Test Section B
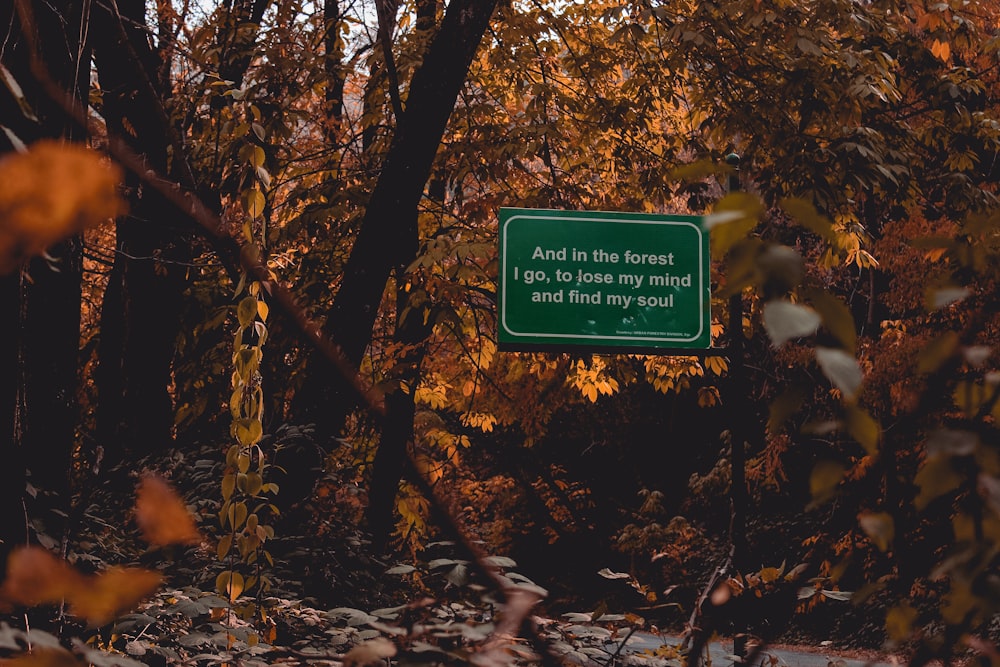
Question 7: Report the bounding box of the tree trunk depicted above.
[92,0,192,463]
[365,278,432,551]
[293,0,499,440]
[0,270,23,572]
[0,0,90,565]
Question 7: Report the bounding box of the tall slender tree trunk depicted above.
[293,0,498,550]
[92,0,191,464]
[293,0,499,443]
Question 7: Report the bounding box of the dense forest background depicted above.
[1,0,1000,665]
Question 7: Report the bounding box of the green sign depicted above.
[498,207,711,351]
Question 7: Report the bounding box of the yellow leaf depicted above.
[698,386,718,407]
[759,567,781,584]
[810,460,845,504]
[915,457,962,510]
[706,192,762,259]
[217,534,233,560]
[917,332,959,373]
[237,296,258,327]
[704,356,728,375]
[135,474,202,547]
[216,571,245,601]
[251,146,265,168]
[244,188,265,219]
[886,604,917,641]
[846,405,880,455]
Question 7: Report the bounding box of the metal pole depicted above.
[724,152,749,663]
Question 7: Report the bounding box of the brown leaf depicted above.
[135,474,202,546]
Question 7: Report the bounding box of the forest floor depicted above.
[15,443,971,667]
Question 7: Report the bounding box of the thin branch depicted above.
[374,0,404,126]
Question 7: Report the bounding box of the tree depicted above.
[292,0,501,546]
[1,0,94,559]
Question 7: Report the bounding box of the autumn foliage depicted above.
[2,0,1000,665]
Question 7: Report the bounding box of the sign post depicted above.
[498,208,711,353]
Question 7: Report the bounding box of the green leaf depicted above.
[229,502,248,530]
[816,347,863,400]
[762,300,821,348]
[886,604,918,642]
[668,158,726,181]
[917,332,959,373]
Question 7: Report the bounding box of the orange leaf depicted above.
[135,474,203,546]
[0,546,83,607]
[69,567,163,626]
[1,648,83,667]
[0,546,162,626]
[0,140,123,273]
[930,39,951,62]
